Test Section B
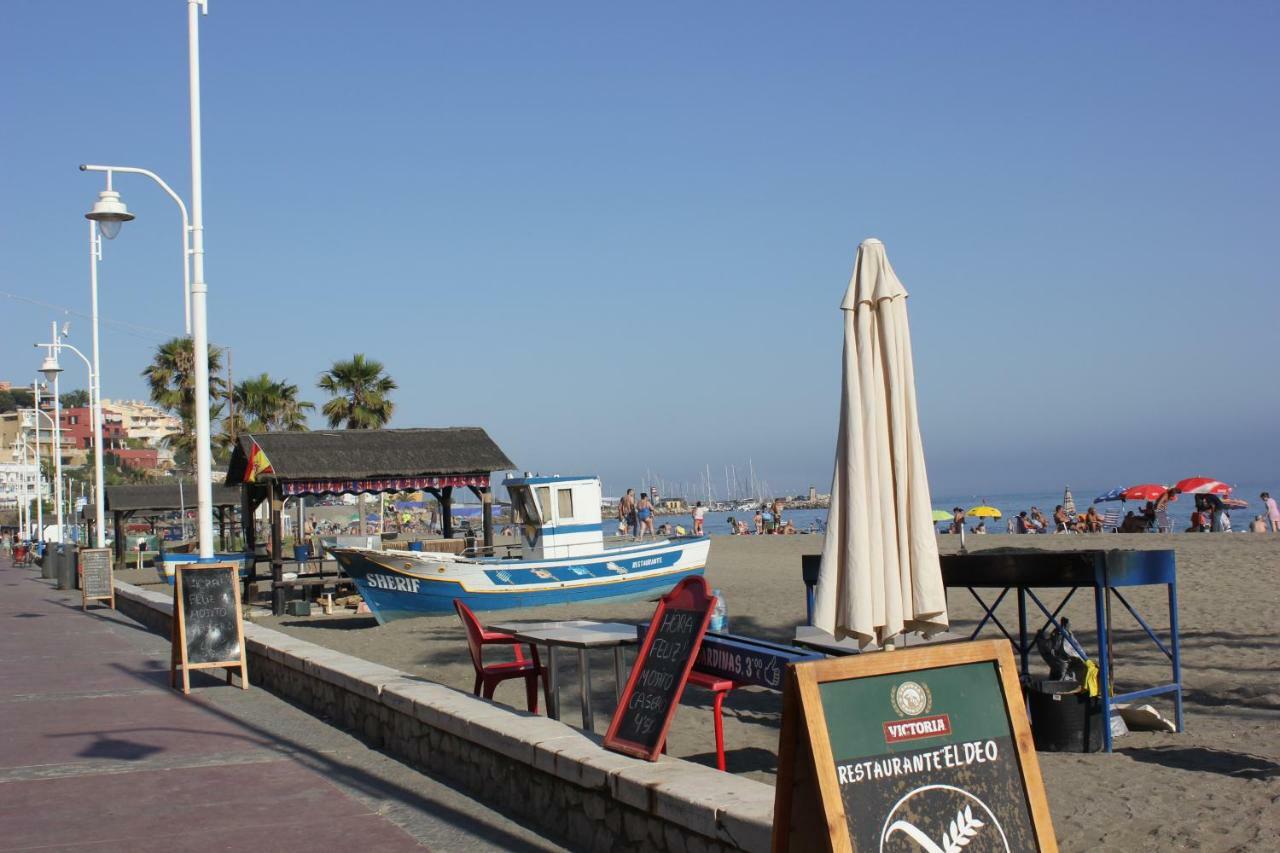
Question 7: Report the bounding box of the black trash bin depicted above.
[40,544,55,580]
[56,546,77,591]
[1026,680,1104,753]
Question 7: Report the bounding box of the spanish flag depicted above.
[244,440,273,483]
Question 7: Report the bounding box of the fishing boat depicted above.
[330,474,710,623]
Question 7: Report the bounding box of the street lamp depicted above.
[38,331,105,548]
[75,0,215,561]
[34,324,64,544]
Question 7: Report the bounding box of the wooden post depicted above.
[481,486,494,550]
[112,510,126,567]
[241,485,256,599]
[270,482,285,616]
[441,486,454,539]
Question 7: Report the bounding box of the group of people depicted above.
[616,489,659,539]
[727,498,800,535]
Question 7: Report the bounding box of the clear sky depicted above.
[2,2,1277,498]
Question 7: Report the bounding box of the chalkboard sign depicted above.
[604,576,716,761]
[773,640,1056,853]
[79,547,114,611]
[171,562,249,694]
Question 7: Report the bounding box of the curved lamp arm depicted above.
[80,163,193,334]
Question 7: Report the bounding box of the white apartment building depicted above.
[101,399,182,447]
[0,461,47,509]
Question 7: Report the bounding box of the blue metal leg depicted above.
[1094,584,1113,751]
[1168,580,1184,733]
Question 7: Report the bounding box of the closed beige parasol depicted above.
[813,238,949,647]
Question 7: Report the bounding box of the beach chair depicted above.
[1101,509,1122,532]
[453,599,549,713]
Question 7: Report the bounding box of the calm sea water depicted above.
[652,481,1275,535]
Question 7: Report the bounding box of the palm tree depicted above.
[318,354,396,429]
[319,354,396,534]
[143,337,225,467]
[232,373,314,433]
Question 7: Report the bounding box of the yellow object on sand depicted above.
[675,525,687,536]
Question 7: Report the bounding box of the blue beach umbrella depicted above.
[1094,487,1126,503]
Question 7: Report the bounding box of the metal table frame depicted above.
[941,548,1183,751]
[490,620,635,731]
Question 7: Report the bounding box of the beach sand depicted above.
[120,533,1280,850]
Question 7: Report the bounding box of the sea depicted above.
[651,481,1276,536]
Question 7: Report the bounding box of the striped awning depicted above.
[281,474,489,497]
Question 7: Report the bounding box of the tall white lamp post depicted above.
[36,331,104,548]
[30,382,45,540]
[36,327,64,544]
[81,0,214,559]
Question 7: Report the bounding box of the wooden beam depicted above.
[441,486,454,539]
[481,486,494,549]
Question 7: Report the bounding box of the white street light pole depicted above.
[86,224,108,547]
[38,323,65,544]
[188,0,214,559]
[38,335,102,547]
[31,382,44,539]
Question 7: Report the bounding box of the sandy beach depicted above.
[119,532,1279,850]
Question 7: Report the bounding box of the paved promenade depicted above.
[0,560,565,852]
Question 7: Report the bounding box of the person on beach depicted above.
[1053,505,1070,532]
[951,507,965,535]
[619,489,637,538]
[692,501,706,536]
[1029,506,1048,532]
[974,521,987,534]
[1262,492,1280,532]
[1084,506,1104,533]
[1250,514,1268,533]
[762,504,775,534]
[1016,511,1032,534]
[772,498,785,531]
[753,508,763,534]
[637,492,655,538]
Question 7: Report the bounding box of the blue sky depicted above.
[3,2,1277,497]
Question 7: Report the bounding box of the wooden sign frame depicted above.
[604,576,717,761]
[171,562,249,695]
[773,639,1056,853]
[78,547,115,611]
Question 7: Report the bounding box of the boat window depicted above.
[537,487,552,521]
[509,485,541,524]
[557,488,574,520]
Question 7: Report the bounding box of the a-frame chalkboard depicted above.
[171,562,249,694]
[773,639,1056,853]
[604,576,716,761]
[79,547,115,611]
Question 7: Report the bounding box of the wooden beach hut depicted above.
[224,428,515,615]
[99,483,243,566]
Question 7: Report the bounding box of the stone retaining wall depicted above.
[112,581,774,852]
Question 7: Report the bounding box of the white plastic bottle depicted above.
[711,589,728,633]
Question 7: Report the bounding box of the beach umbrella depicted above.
[814,238,949,647]
[1123,483,1168,502]
[931,509,952,522]
[1174,476,1231,496]
[1094,487,1126,504]
[967,505,1003,519]
[1063,487,1077,517]
[1222,497,1248,510]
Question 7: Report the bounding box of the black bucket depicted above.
[1026,681,1104,753]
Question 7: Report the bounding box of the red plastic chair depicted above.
[453,599,549,713]
[687,671,736,771]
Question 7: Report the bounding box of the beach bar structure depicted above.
[225,428,514,615]
[98,483,243,566]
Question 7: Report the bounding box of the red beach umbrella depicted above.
[1122,484,1168,502]
[1174,477,1232,496]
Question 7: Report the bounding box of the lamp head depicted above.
[39,354,62,383]
[84,189,134,239]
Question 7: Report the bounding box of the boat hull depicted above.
[330,537,710,623]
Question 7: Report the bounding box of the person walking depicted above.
[619,489,637,539]
[753,508,763,535]
[1262,492,1280,532]
[637,492,655,539]
[692,501,706,536]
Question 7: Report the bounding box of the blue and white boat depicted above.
[330,474,710,623]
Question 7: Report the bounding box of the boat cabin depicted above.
[505,474,604,559]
